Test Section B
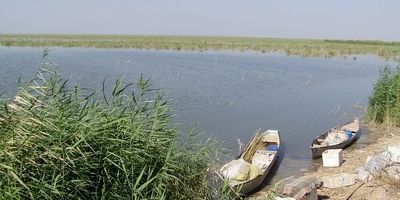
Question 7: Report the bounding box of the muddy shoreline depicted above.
[250,124,400,199]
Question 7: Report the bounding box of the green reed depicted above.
[367,65,400,125]
[1,34,400,60]
[0,49,232,199]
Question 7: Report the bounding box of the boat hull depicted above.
[227,130,281,195]
[310,119,359,159]
[232,152,278,194]
[311,135,357,158]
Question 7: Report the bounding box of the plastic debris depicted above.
[321,173,356,188]
[275,176,321,200]
[384,163,400,180]
[220,159,250,180]
[356,166,373,182]
[385,144,400,162]
[322,149,343,167]
[364,154,391,176]
[220,158,262,181]
[356,144,400,181]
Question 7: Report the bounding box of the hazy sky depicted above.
[2,0,400,41]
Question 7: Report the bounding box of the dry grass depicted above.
[240,130,262,162]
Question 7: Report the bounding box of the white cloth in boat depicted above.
[321,130,350,146]
[220,159,262,181]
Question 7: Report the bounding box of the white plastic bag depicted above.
[365,154,391,176]
[385,145,400,162]
[220,159,250,181]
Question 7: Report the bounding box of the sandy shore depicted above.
[249,124,400,200]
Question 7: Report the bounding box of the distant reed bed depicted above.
[1,34,400,60]
[0,50,232,199]
[367,65,400,126]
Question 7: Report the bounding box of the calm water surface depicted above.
[0,47,397,180]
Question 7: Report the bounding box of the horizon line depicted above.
[1,33,399,43]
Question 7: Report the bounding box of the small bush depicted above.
[367,65,400,125]
[0,50,228,199]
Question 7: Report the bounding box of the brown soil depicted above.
[249,124,400,200]
[306,125,400,200]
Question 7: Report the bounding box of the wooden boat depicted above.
[310,118,360,159]
[219,130,280,195]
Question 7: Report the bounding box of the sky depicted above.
[1,0,400,41]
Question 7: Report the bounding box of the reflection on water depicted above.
[0,47,397,180]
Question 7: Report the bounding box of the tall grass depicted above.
[367,66,400,125]
[1,34,400,60]
[0,50,231,199]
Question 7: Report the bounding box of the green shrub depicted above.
[0,50,229,199]
[367,65,400,125]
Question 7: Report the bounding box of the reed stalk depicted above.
[367,65,400,126]
[0,50,229,199]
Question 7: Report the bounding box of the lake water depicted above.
[0,46,397,180]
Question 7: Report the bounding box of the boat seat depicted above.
[255,150,277,155]
[264,150,277,154]
[262,135,279,143]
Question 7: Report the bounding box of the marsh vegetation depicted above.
[367,65,400,126]
[1,34,400,60]
[0,50,232,199]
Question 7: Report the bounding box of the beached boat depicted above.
[219,130,280,195]
[310,118,360,159]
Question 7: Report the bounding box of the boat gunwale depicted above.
[310,119,359,158]
[230,130,281,193]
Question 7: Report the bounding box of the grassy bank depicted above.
[0,50,229,199]
[1,34,400,60]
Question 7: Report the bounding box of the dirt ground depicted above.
[307,125,400,200]
[249,124,400,200]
